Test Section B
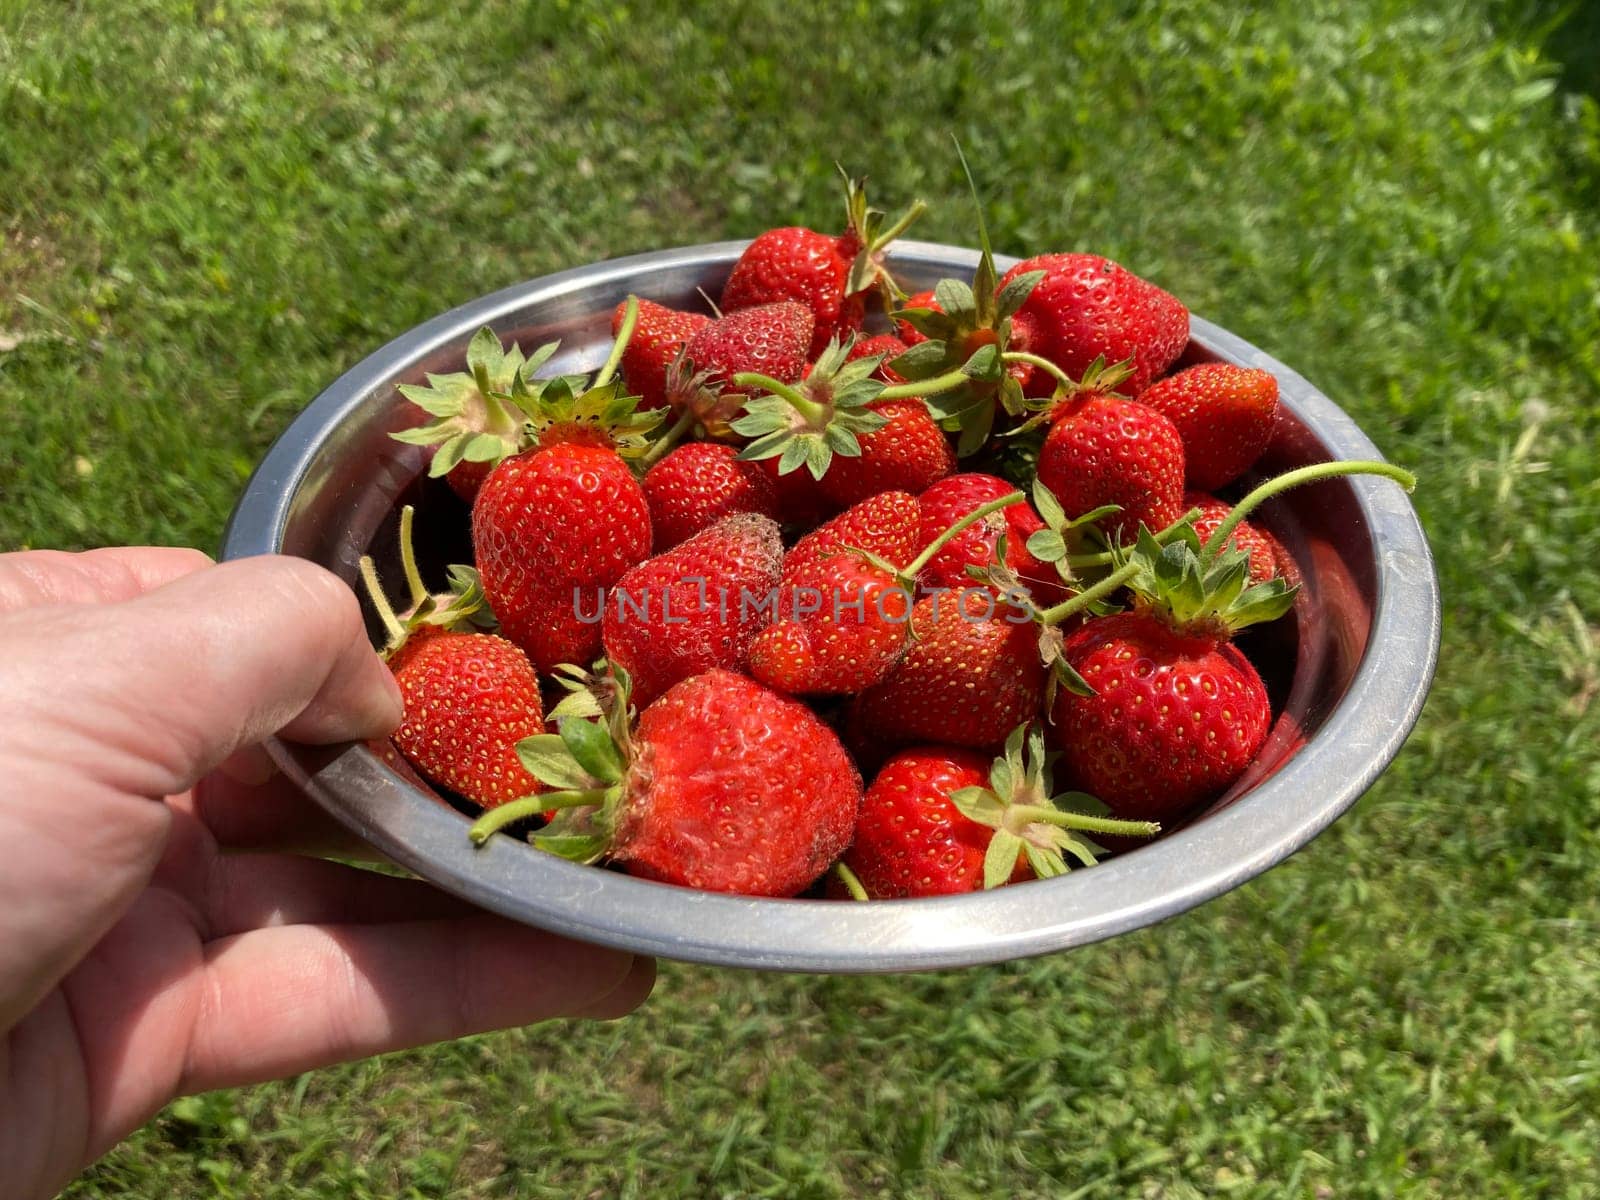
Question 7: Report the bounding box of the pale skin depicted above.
[0,549,655,1200]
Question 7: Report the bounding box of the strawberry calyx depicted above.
[1009,355,1137,435]
[389,326,558,479]
[884,147,1045,456]
[359,505,494,661]
[729,336,891,480]
[838,169,928,303]
[948,723,1159,886]
[1117,523,1298,642]
[467,663,639,859]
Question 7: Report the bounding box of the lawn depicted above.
[4,0,1600,1195]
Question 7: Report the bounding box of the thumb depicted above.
[0,555,402,1031]
[0,554,403,802]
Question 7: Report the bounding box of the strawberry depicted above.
[642,441,780,550]
[472,335,661,675]
[729,336,953,509]
[1184,491,1282,586]
[998,253,1188,396]
[472,668,862,898]
[673,301,814,436]
[1052,611,1271,821]
[748,486,1025,695]
[360,508,544,811]
[847,589,1046,749]
[841,726,1158,898]
[389,326,553,503]
[614,297,710,412]
[845,333,910,383]
[817,399,954,509]
[748,486,1024,694]
[1140,362,1279,491]
[915,473,1058,602]
[747,491,922,695]
[390,632,546,810]
[601,513,783,706]
[1045,518,1301,820]
[1031,359,1187,544]
[721,173,924,357]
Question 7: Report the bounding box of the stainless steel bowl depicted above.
[221,240,1439,973]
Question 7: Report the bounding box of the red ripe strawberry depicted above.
[391,632,546,809]
[776,486,923,583]
[1043,513,1307,820]
[1140,363,1279,491]
[816,399,954,509]
[476,443,651,674]
[1184,492,1282,586]
[848,589,1046,749]
[614,297,710,412]
[842,727,1159,898]
[751,486,1026,697]
[722,175,924,357]
[475,669,862,898]
[360,507,543,811]
[602,513,783,706]
[999,253,1189,396]
[472,354,660,674]
[1034,361,1187,543]
[915,473,1058,602]
[642,441,780,550]
[728,338,951,509]
[1050,612,1271,821]
[846,333,910,383]
[845,747,1003,896]
[748,491,923,695]
[675,301,813,435]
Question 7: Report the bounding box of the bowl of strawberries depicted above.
[222,181,1438,972]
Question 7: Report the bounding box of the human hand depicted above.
[0,549,654,1200]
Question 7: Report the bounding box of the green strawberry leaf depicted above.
[949,785,1006,829]
[996,270,1045,320]
[886,342,950,382]
[557,716,624,785]
[515,734,593,791]
[982,829,1025,890]
[1027,528,1067,563]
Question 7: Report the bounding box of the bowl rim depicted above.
[222,238,1440,973]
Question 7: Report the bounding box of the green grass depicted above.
[4,0,1600,1195]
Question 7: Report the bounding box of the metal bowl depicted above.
[221,240,1439,973]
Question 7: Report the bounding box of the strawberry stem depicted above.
[1200,460,1417,568]
[731,372,831,426]
[1037,560,1142,626]
[593,295,638,389]
[467,787,609,846]
[901,491,1024,579]
[398,505,427,612]
[1063,507,1204,568]
[1009,804,1160,837]
[1002,351,1074,390]
[833,861,869,902]
[358,555,407,657]
[870,198,928,255]
[639,406,697,468]
[875,368,973,402]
